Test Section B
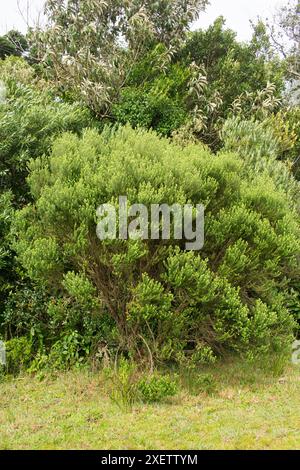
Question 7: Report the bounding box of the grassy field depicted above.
[0,361,299,450]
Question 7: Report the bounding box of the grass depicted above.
[0,361,299,450]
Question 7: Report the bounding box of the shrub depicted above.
[0,56,40,89]
[0,191,15,319]
[106,357,140,411]
[12,126,299,364]
[2,275,115,372]
[267,108,300,181]
[222,117,300,208]
[5,336,34,375]
[106,358,177,409]
[194,373,217,396]
[28,331,89,373]
[2,282,112,370]
[222,117,300,329]
[0,365,5,383]
[2,284,50,338]
[137,374,178,403]
[0,31,27,60]
[0,37,18,60]
[112,87,188,136]
[177,365,218,396]
[0,57,96,329]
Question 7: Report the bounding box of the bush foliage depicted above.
[11,126,299,365]
[0,58,94,202]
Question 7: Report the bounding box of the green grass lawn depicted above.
[0,362,299,450]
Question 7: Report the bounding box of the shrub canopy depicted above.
[12,126,299,363]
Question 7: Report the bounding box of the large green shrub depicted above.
[11,126,299,364]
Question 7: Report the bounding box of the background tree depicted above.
[0,30,28,60]
[264,0,300,103]
[29,0,208,116]
[113,17,285,148]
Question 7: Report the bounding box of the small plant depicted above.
[106,356,178,409]
[28,331,89,374]
[137,374,178,403]
[0,365,6,383]
[181,367,217,396]
[256,352,291,378]
[195,373,217,396]
[106,357,140,411]
[5,336,33,375]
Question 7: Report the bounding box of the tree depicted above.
[180,17,285,111]
[112,18,285,148]
[264,0,300,103]
[0,30,28,60]
[0,57,94,203]
[29,0,208,116]
[4,30,28,55]
[0,37,16,60]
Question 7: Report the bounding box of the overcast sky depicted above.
[0,0,284,41]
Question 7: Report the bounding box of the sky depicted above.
[194,0,284,41]
[0,0,285,41]
[0,0,46,35]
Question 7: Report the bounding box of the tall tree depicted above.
[0,30,28,59]
[30,0,208,116]
[266,0,300,95]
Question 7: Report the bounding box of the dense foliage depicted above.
[0,57,95,326]
[9,126,299,367]
[0,0,299,375]
[112,17,285,149]
[0,57,94,202]
[0,30,28,60]
[31,0,208,116]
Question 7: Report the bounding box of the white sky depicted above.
[194,0,284,41]
[0,0,285,41]
[0,0,46,35]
